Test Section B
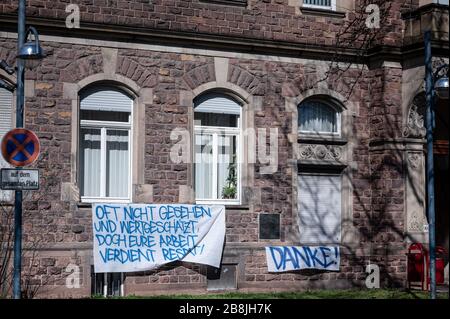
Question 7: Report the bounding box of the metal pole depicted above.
[424,30,436,300]
[13,0,26,299]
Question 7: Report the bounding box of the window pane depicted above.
[106,130,129,198]
[81,110,130,123]
[194,113,238,127]
[195,133,213,199]
[107,273,122,297]
[299,101,337,133]
[80,128,101,197]
[218,134,237,199]
[304,0,331,7]
[93,272,105,296]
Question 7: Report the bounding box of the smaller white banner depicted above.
[266,246,340,272]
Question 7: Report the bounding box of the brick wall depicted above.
[0,33,412,296]
[1,0,430,294]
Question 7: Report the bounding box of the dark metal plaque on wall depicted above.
[259,213,280,240]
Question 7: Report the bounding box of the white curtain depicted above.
[80,128,101,197]
[195,133,213,199]
[299,101,337,133]
[106,130,129,197]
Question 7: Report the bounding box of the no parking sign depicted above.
[0,128,40,190]
[1,128,40,167]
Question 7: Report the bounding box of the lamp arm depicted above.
[25,26,41,53]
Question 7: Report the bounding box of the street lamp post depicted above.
[424,30,449,300]
[13,0,26,300]
[6,0,45,299]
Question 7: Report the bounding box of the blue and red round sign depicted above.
[1,128,40,167]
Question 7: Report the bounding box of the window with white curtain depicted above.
[302,0,336,10]
[298,174,342,243]
[0,87,13,201]
[194,93,241,204]
[297,97,344,244]
[79,87,132,202]
[298,100,341,135]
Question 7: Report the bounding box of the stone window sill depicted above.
[297,161,348,171]
[300,7,346,18]
[77,202,92,208]
[225,205,250,210]
[298,136,348,145]
[77,202,250,210]
[200,0,247,7]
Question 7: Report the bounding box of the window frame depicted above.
[0,87,14,202]
[79,90,133,204]
[302,0,337,11]
[194,95,243,206]
[298,99,342,137]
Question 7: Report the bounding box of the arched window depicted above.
[298,100,341,135]
[79,87,132,201]
[297,97,345,244]
[194,92,241,203]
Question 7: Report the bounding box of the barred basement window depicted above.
[91,266,124,297]
[207,264,237,291]
[303,0,336,11]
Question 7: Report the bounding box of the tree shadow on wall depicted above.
[261,55,444,291]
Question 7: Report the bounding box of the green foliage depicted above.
[221,155,237,199]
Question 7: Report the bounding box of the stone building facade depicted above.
[0,0,448,297]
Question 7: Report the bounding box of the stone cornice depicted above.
[369,138,426,152]
[0,14,360,61]
[401,3,449,20]
[0,14,448,64]
[402,39,449,61]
